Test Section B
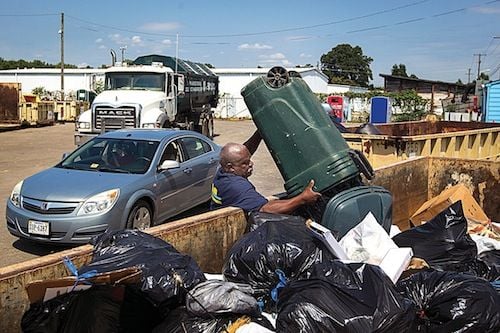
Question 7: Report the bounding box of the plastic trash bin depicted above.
[241,67,361,197]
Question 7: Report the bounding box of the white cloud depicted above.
[286,35,314,41]
[98,45,106,50]
[238,43,272,50]
[108,34,127,45]
[77,63,90,68]
[300,53,312,58]
[470,6,500,14]
[140,22,180,32]
[258,53,293,67]
[259,53,286,60]
[131,36,142,44]
[95,38,103,43]
[161,39,172,45]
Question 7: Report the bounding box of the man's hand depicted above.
[299,180,321,204]
[260,179,321,214]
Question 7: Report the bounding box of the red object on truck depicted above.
[327,95,344,121]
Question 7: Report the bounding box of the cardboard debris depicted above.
[26,267,141,304]
[410,184,489,226]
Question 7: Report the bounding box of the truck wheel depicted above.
[126,200,152,230]
[202,117,214,139]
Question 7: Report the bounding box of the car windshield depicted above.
[57,138,159,174]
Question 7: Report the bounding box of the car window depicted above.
[59,138,159,174]
[180,137,208,160]
[160,140,182,164]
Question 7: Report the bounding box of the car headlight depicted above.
[77,189,120,216]
[78,122,91,129]
[10,180,23,208]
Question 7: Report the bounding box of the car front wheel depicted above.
[127,200,152,230]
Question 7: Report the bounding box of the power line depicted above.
[65,0,430,38]
[0,13,58,17]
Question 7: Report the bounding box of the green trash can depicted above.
[241,67,361,197]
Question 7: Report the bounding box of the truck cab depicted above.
[75,55,218,146]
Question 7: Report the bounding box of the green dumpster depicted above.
[241,67,361,197]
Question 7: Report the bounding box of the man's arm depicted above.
[259,180,321,215]
[243,130,262,156]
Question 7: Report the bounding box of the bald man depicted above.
[211,131,321,214]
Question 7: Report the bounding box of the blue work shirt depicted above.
[211,168,268,213]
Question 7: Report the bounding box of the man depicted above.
[211,131,321,214]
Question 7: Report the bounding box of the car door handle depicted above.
[183,167,192,174]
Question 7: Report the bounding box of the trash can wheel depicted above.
[266,66,290,88]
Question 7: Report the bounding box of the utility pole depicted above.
[466,68,471,84]
[59,12,64,100]
[473,53,486,80]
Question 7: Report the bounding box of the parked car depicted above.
[6,129,221,245]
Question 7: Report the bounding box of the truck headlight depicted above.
[77,189,120,216]
[10,180,23,208]
[78,122,91,129]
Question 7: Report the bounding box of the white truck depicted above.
[74,54,219,145]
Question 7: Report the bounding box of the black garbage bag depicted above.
[329,115,348,133]
[393,201,477,270]
[355,123,381,135]
[276,261,416,332]
[396,270,500,332]
[222,216,338,311]
[152,306,274,333]
[186,280,260,317]
[119,285,163,333]
[247,211,305,232]
[479,249,500,268]
[22,285,123,333]
[478,250,500,291]
[79,230,206,307]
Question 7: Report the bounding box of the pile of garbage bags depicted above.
[22,201,500,332]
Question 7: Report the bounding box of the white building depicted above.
[0,66,368,118]
[0,68,104,98]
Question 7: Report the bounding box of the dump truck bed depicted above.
[343,121,500,168]
[0,156,498,331]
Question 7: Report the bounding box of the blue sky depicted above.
[1,0,499,86]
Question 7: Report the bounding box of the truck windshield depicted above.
[105,72,165,91]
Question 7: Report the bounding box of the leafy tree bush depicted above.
[320,44,373,87]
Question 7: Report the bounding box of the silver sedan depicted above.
[6,129,220,245]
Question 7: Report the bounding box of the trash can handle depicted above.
[348,149,375,180]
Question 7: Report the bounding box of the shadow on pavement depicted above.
[12,239,74,256]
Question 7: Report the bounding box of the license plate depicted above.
[28,220,50,236]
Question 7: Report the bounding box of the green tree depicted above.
[391,64,408,77]
[320,44,373,87]
[390,90,428,121]
[93,79,104,94]
[479,72,489,81]
[32,87,48,96]
[391,63,418,79]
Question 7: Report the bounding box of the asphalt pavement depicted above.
[0,120,283,268]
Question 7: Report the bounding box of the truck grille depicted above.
[94,105,137,131]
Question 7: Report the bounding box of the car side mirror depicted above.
[158,160,180,171]
[61,152,69,160]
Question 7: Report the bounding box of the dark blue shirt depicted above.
[211,168,268,213]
